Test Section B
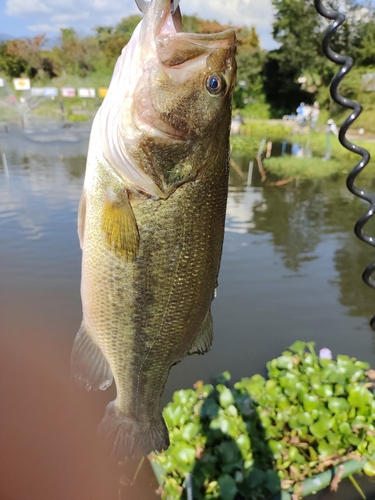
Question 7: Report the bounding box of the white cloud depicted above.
[27,23,59,32]
[6,0,51,15]
[5,0,277,49]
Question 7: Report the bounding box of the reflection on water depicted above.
[1,119,375,499]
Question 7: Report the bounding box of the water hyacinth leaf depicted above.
[339,422,353,436]
[269,439,283,459]
[219,387,235,408]
[200,397,220,419]
[309,374,321,390]
[218,474,238,500]
[170,442,196,465]
[309,416,332,439]
[315,384,333,398]
[364,460,375,477]
[326,430,342,446]
[347,434,362,446]
[276,356,294,370]
[298,412,313,426]
[303,394,321,412]
[356,361,371,370]
[236,434,251,455]
[181,422,200,441]
[245,374,266,398]
[289,341,306,356]
[163,404,184,428]
[217,440,241,465]
[212,371,231,385]
[328,397,350,414]
[210,415,237,437]
[318,440,337,457]
[348,386,373,407]
[173,389,196,406]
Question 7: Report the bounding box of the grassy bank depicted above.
[230,120,375,181]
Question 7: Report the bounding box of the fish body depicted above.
[72,0,236,461]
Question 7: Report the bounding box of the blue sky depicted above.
[0,0,277,49]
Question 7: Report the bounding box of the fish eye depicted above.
[206,74,225,96]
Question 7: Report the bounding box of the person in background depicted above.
[296,102,305,126]
[324,119,338,160]
[303,103,312,126]
[310,101,320,130]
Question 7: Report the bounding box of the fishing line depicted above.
[314,0,375,330]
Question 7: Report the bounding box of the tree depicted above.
[233,27,266,109]
[54,28,100,77]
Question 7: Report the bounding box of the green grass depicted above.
[264,155,348,180]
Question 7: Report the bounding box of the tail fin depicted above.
[71,322,113,391]
[98,401,170,462]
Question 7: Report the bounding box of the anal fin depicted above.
[71,322,113,391]
[188,308,213,355]
[102,189,139,260]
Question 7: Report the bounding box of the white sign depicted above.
[30,88,44,96]
[13,78,31,90]
[0,78,4,87]
[61,87,76,98]
[78,87,96,98]
[43,87,58,97]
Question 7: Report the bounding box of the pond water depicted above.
[1,117,375,499]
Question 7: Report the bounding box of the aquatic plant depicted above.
[151,341,375,499]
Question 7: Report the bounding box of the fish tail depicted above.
[71,321,113,391]
[98,401,170,462]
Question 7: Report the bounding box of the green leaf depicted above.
[303,394,321,412]
[170,442,196,465]
[315,384,333,398]
[212,371,231,385]
[348,386,373,408]
[364,460,375,477]
[289,340,306,356]
[309,416,332,439]
[245,374,266,397]
[200,397,220,419]
[328,397,350,414]
[217,440,241,465]
[318,440,336,457]
[219,387,235,408]
[181,423,200,441]
[269,439,283,459]
[298,412,313,426]
[339,422,353,436]
[218,474,238,500]
[163,404,184,428]
[276,355,294,370]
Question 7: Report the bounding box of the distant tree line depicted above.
[1,0,375,117]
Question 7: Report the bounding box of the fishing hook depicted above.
[135,0,180,14]
[314,0,375,329]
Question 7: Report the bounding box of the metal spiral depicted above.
[314,0,375,330]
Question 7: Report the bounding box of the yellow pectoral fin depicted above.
[101,191,139,260]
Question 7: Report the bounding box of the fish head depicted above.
[98,0,237,198]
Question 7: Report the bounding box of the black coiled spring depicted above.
[314,0,375,330]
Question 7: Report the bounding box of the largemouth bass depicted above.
[71,0,236,461]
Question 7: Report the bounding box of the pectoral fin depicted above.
[77,189,86,249]
[188,308,213,355]
[102,190,139,260]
